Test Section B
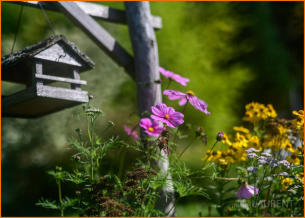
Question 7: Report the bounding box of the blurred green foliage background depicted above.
[1,1,303,216]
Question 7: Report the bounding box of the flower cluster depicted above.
[202,103,304,167]
[200,102,303,214]
[202,126,261,166]
[138,103,184,137]
[124,67,209,139]
[243,102,277,123]
[292,110,304,139]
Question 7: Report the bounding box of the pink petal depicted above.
[139,118,152,129]
[189,96,210,115]
[159,67,174,78]
[163,90,186,98]
[165,106,175,115]
[170,112,184,126]
[178,97,188,106]
[172,74,190,86]
[131,131,139,141]
[237,185,258,199]
[151,115,169,125]
[151,105,164,117]
[123,125,131,134]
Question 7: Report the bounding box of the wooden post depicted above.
[125,2,175,216]
[32,60,44,88]
[71,69,81,91]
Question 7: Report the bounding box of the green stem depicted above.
[173,102,188,143]
[255,167,268,214]
[88,118,94,181]
[210,141,218,152]
[178,137,196,158]
[58,180,64,217]
[165,79,172,89]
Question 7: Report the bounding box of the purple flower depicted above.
[237,184,259,199]
[246,148,260,153]
[123,125,139,141]
[216,132,224,141]
[279,160,291,168]
[163,90,210,115]
[151,103,184,128]
[247,153,257,159]
[247,166,258,175]
[261,152,272,157]
[269,159,279,168]
[274,172,289,177]
[258,156,270,165]
[159,67,189,86]
[139,118,164,137]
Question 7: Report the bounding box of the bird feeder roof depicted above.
[2,34,95,71]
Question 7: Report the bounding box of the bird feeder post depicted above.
[125,2,175,216]
[32,60,44,88]
[71,69,81,91]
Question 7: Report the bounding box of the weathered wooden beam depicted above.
[125,2,175,216]
[35,74,87,85]
[56,1,135,80]
[8,1,162,29]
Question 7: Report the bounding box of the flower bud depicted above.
[237,183,259,199]
[216,132,225,141]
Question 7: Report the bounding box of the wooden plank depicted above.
[70,69,82,90]
[35,74,87,85]
[37,84,88,102]
[125,2,175,216]
[8,1,162,29]
[2,85,88,118]
[56,1,135,80]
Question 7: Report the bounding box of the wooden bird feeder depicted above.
[1,35,95,118]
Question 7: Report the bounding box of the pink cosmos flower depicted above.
[163,90,210,115]
[123,125,139,141]
[139,118,164,137]
[151,103,184,128]
[237,184,259,199]
[159,67,189,86]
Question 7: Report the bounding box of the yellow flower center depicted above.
[165,114,169,119]
[186,90,195,96]
[148,127,154,132]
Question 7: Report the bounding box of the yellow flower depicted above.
[267,104,277,118]
[202,150,222,162]
[218,158,228,166]
[281,178,293,191]
[292,110,304,139]
[248,135,261,150]
[263,134,291,150]
[292,110,304,129]
[296,173,304,183]
[287,154,300,165]
[233,126,250,134]
[221,133,232,146]
[277,124,288,135]
[243,102,277,123]
[284,144,295,153]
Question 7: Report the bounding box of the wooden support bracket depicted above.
[9,1,162,29]
[56,1,136,80]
